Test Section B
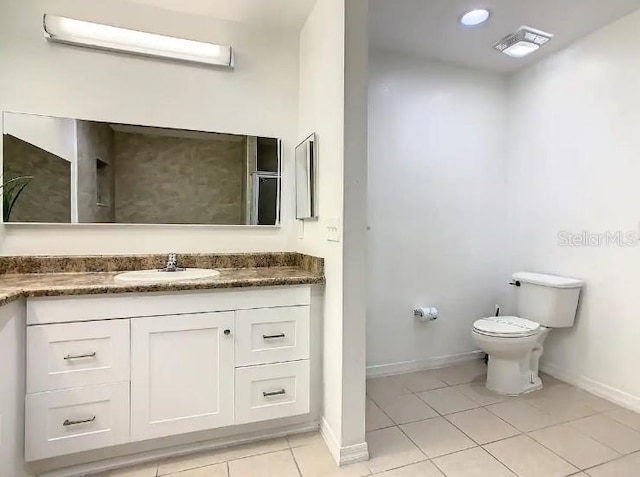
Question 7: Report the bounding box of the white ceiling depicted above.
[370,0,640,74]
[127,0,317,32]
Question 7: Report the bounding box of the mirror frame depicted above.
[295,133,318,221]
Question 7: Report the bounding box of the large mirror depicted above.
[1,112,281,226]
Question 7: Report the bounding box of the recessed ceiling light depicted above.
[494,26,554,58]
[460,9,491,27]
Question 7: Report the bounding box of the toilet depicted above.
[472,272,583,395]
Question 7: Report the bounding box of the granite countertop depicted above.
[0,253,325,307]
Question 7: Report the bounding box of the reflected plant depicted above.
[1,176,33,221]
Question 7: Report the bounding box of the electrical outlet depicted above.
[326,217,341,242]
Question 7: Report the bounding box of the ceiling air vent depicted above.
[494,26,553,58]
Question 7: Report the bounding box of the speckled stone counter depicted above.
[0,253,324,307]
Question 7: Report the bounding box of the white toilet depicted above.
[472,272,583,395]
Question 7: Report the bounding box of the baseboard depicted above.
[40,422,320,477]
[366,350,484,378]
[541,362,640,414]
[320,417,369,466]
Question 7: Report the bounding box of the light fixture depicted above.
[460,9,491,27]
[43,14,234,68]
[494,26,553,58]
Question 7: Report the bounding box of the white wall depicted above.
[508,10,640,409]
[298,0,368,458]
[0,301,28,477]
[3,113,76,163]
[298,0,346,450]
[0,0,299,255]
[367,52,511,371]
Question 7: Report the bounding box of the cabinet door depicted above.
[130,312,235,441]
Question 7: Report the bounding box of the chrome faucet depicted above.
[164,253,178,272]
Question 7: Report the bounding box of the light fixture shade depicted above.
[460,9,490,27]
[43,14,234,68]
[503,41,540,58]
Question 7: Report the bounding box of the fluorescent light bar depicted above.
[43,14,234,68]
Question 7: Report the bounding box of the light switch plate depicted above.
[326,217,341,242]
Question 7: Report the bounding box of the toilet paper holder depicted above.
[414,307,439,322]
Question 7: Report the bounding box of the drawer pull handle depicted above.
[263,389,287,398]
[263,333,286,340]
[64,352,97,360]
[63,416,96,427]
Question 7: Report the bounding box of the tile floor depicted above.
[103,360,640,477]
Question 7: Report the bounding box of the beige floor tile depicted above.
[401,417,476,459]
[374,393,439,425]
[400,370,448,393]
[586,452,640,477]
[365,426,426,474]
[288,431,325,448]
[158,438,288,475]
[222,438,290,461]
[374,461,444,476]
[524,385,599,422]
[486,401,562,432]
[453,383,506,406]
[446,408,519,444]
[575,390,620,413]
[366,398,395,431]
[367,375,412,401]
[292,441,370,477]
[172,463,228,477]
[416,387,480,415]
[484,435,578,477]
[433,447,516,477]
[529,423,620,469]
[570,415,640,454]
[158,451,227,475]
[228,450,299,477]
[436,361,487,386]
[606,409,640,432]
[107,463,158,477]
[539,373,565,388]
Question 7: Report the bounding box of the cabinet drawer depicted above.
[25,382,130,461]
[235,306,309,366]
[27,320,130,393]
[235,360,310,424]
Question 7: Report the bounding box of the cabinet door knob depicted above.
[224,329,231,336]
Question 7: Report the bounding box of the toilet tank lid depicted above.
[513,272,584,289]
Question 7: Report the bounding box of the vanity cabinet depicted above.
[130,312,235,441]
[24,286,312,462]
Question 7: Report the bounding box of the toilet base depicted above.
[485,356,543,396]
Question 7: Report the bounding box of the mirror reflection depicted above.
[2,112,281,225]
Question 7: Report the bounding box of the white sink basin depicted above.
[114,268,221,283]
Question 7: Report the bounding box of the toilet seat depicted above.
[473,316,540,338]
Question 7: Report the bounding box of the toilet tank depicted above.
[513,272,583,328]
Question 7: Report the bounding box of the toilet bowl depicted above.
[472,317,550,395]
[472,272,583,396]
